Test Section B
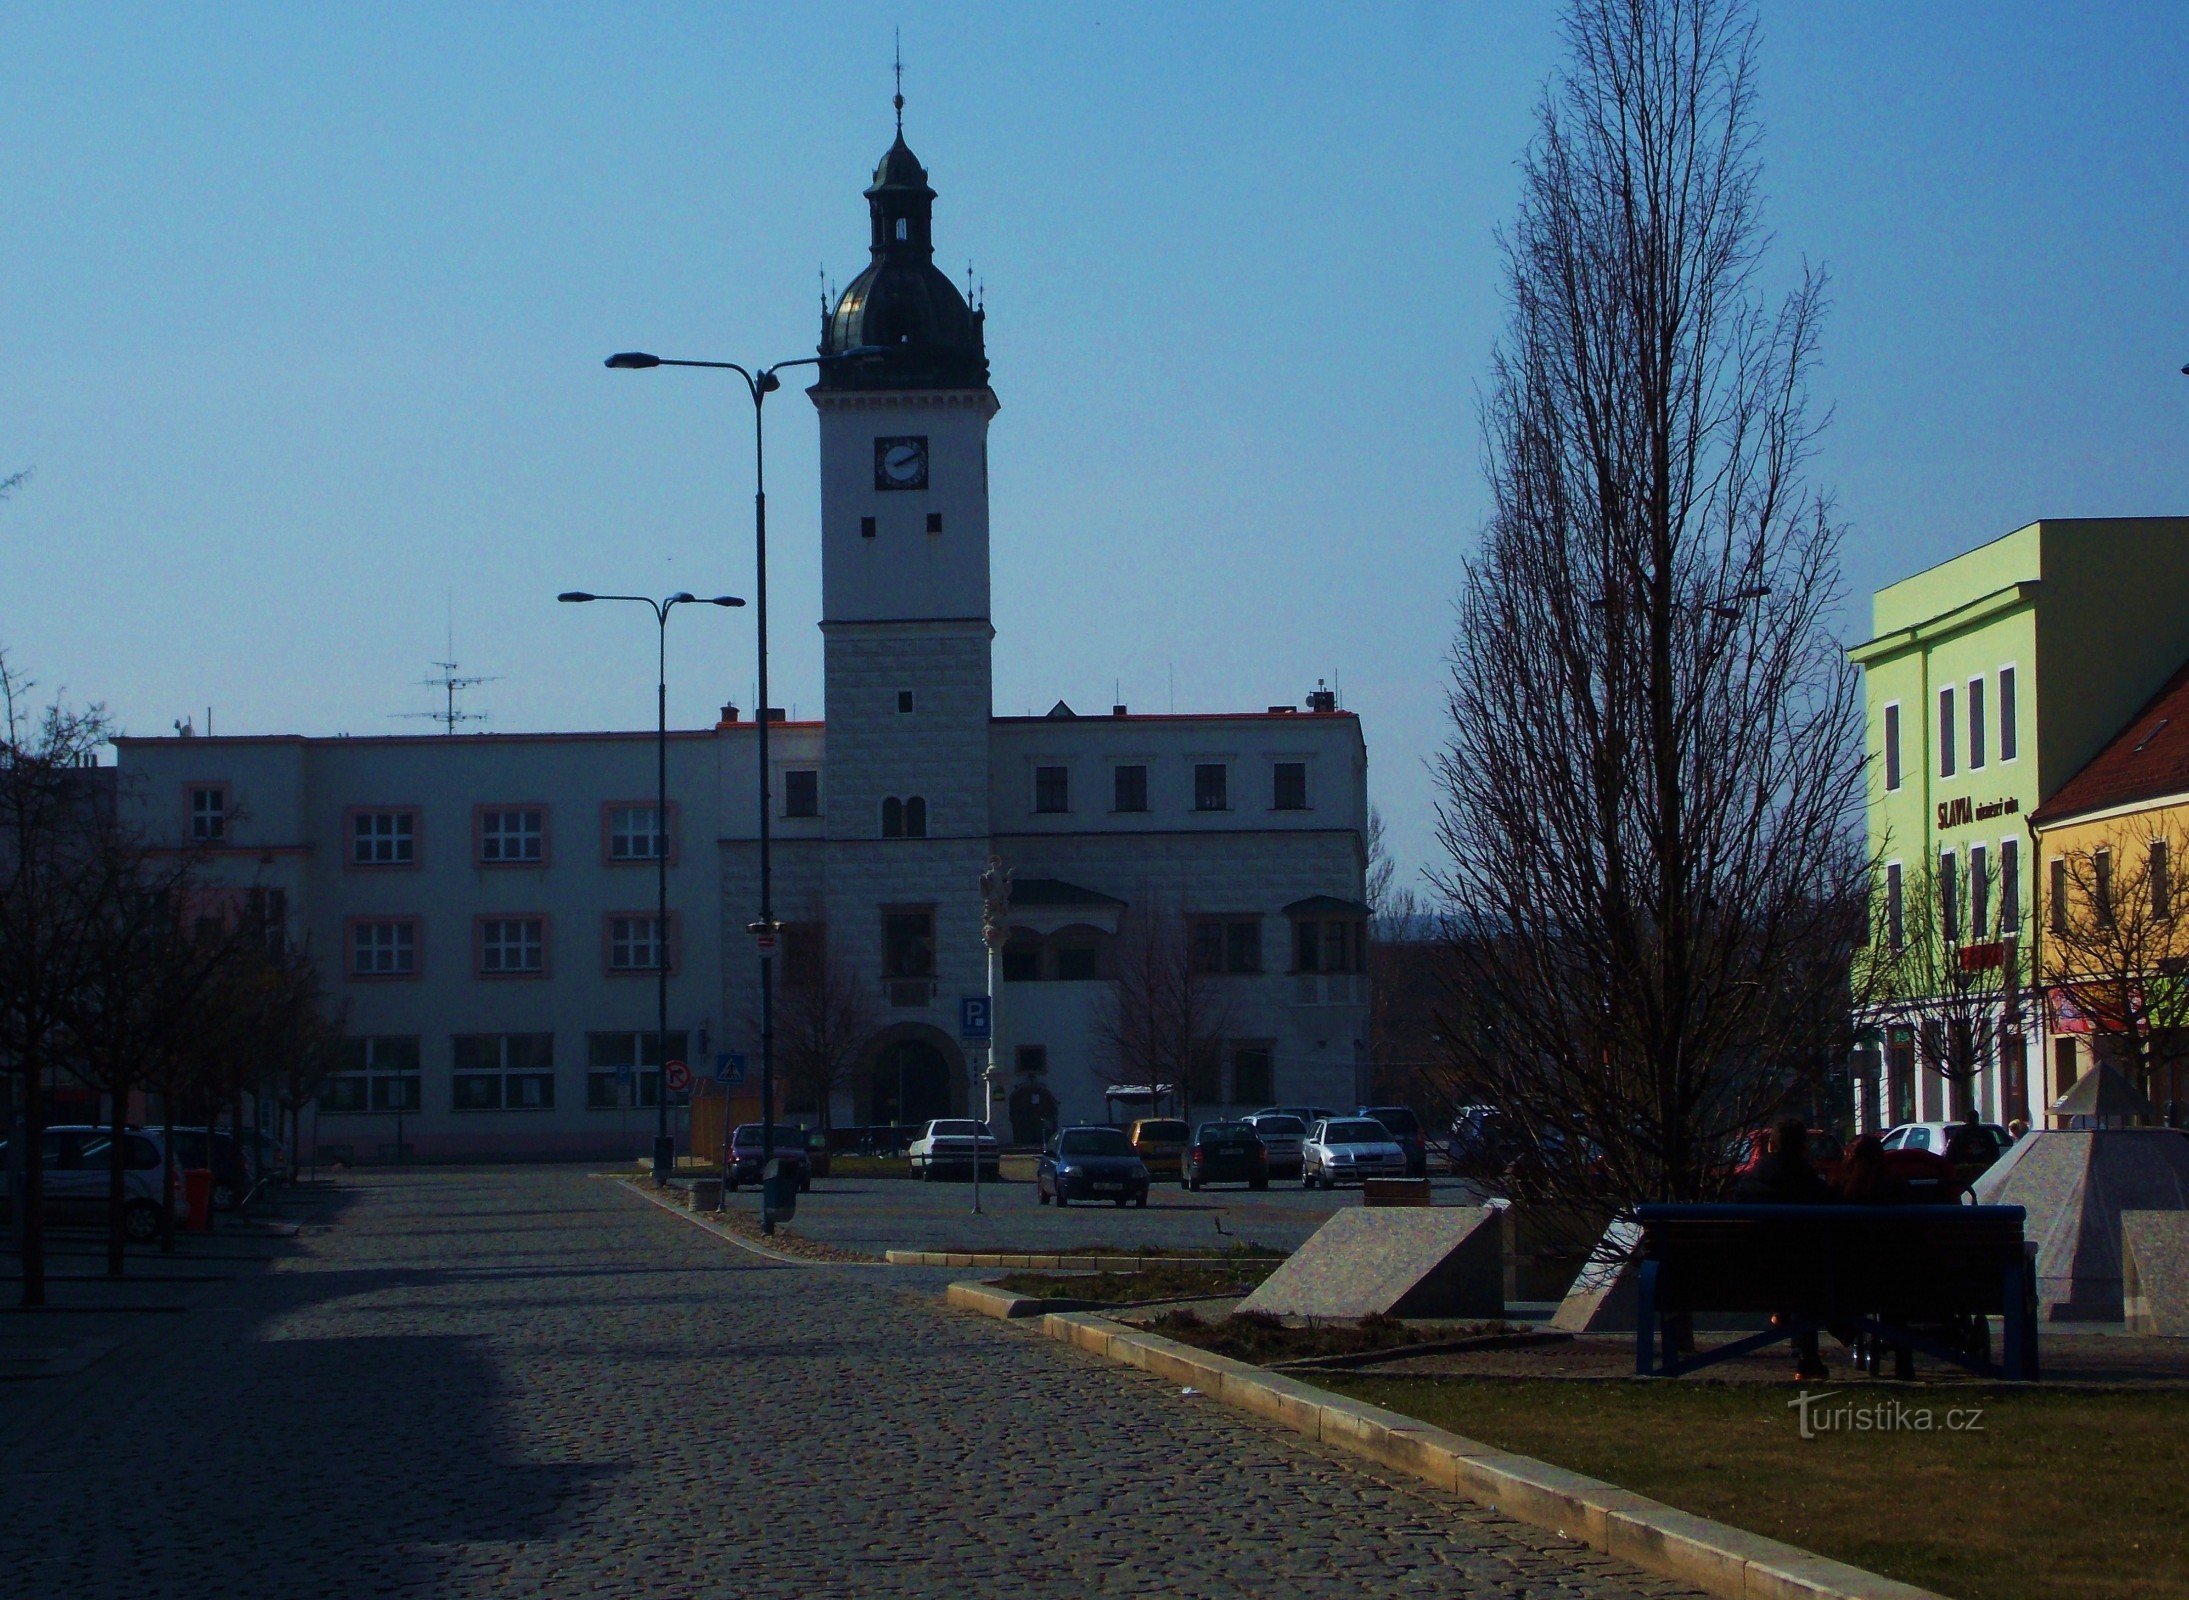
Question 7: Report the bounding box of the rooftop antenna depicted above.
[397,616,498,735]
[893,29,905,133]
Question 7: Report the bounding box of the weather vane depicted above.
[893,29,904,132]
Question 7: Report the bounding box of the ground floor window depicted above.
[2054,1036,2079,1103]
[1230,1042,1274,1105]
[452,1033,556,1111]
[585,1031,688,1110]
[321,1036,421,1114]
[1886,1026,1915,1126]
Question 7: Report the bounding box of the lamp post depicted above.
[558,589,745,1186]
[605,344,879,1230]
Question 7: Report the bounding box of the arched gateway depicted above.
[861,1025,966,1126]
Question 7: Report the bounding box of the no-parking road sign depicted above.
[662,1058,693,1094]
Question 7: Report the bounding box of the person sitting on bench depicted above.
[1835,1133,1910,1204]
[1734,1118,1834,1378]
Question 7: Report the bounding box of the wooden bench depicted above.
[1633,1203,2038,1381]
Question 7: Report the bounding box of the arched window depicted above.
[904,796,927,838]
[881,797,904,839]
[895,217,909,241]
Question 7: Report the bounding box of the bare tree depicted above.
[2040,825,2189,1117]
[0,653,114,1305]
[768,934,880,1132]
[1865,854,2021,1119]
[1430,0,1869,1211]
[1092,895,1232,1123]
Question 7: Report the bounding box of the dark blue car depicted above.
[1036,1126,1150,1208]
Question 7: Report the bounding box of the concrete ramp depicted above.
[1238,1207,1504,1320]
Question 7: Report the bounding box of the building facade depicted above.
[113,124,1372,1160]
[1849,517,2189,1130]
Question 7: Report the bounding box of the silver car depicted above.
[1243,1112,1307,1178]
[3,1126,178,1241]
[1302,1117,1408,1189]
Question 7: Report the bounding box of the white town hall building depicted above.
[114,123,1373,1161]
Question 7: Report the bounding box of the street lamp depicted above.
[558,589,745,1186]
[605,343,880,1231]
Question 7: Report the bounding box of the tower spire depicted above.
[893,29,904,134]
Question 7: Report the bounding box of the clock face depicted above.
[874,435,929,491]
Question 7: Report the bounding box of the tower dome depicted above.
[816,129,989,391]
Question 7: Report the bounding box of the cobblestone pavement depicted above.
[0,1168,1701,1600]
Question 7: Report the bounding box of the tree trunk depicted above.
[19,1057,47,1308]
[105,1080,131,1278]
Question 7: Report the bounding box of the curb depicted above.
[945,1280,1105,1319]
[1031,1311,1948,1600]
[887,1249,1280,1271]
[617,1177,871,1269]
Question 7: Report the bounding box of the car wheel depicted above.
[1134,1193,1148,1209]
[1250,1178,1268,1192]
[1113,1197,1128,1208]
[123,1200,160,1243]
[1055,1192,1069,1208]
[799,1177,811,1194]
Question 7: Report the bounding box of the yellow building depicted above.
[2029,660,2189,1127]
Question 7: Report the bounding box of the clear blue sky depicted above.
[4,2,2186,888]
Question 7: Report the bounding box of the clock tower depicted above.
[811,118,997,858]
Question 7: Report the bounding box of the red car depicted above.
[1731,1126,1846,1186]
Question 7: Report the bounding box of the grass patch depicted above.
[993,1258,1281,1304]
[1038,1242,1284,1260]
[820,1155,918,1179]
[1148,1309,1512,1364]
[1318,1375,2189,1600]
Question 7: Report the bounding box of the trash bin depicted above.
[762,1160,799,1226]
[182,1168,215,1232]
[689,1177,724,1213]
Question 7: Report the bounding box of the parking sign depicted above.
[959,995,991,1042]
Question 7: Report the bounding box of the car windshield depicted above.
[1198,1123,1254,1141]
[1253,1116,1305,1136]
[1364,1107,1420,1135]
[1059,1128,1132,1157]
[1137,1121,1190,1141]
[929,1120,987,1138]
[1324,1120,1389,1143]
[732,1125,799,1146]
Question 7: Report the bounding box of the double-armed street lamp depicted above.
[558,590,744,1186]
[605,344,881,1230]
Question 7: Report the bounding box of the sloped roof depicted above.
[1284,894,1372,917]
[2033,658,2189,823]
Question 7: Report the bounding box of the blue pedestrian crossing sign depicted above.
[715,1052,747,1085]
[959,995,991,1042]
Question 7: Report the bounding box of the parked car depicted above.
[726,1123,811,1191]
[1357,1104,1429,1177]
[1302,1117,1408,1189]
[1242,1112,1307,1178]
[1182,1122,1269,1191]
[1882,1121,2011,1176]
[0,1126,177,1242]
[1127,1117,1191,1177]
[1254,1104,1337,1127]
[907,1119,999,1182]
[1035,1126,1149,1208]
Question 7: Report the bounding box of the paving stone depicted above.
[0,1168,1697,1600]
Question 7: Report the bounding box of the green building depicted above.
[1848,517,2189,1129]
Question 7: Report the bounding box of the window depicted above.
[1113,765,1148,813]
[478,807,544,864]
[784,770,819,818]
[1230,1044,1274,1105]
[1999,667,2018,761]
[1014,1044,1047,1075]
[1273,762,1307,811]
[189,785,228,841]
[606,804,669,862]
[1883,704,1902,792]
[1034,765,1069,814]
[607,914,673,974]
[860,515,876,538]
[1187,1039,1223,1104]
[322,1036,420,1115]
[478,917,546,977]
[1938,688,1956,777]
[1190,916,1261,974]
[1886,861,1905,952]
[926,512,943,534]
[351,809,416,866]
[1970,845,1990,940]
[2000,838,2020,931]
[894,216,908,241]
[452,1034,555,1112]
[1939,850,1959,944]
[1194,763,1229,811]
[883,910,935,978]
[1968,677,1987,770]
[1293,918,1365,974]
[897,690,914,713]
[880,796,928,838]
[245,887,287,955]
[350,919,419,979]
[1001,935,1041,982]
[1053,942,1100,981]
[2054,1036,2079,1100]
[2155,840,2172,921]
[2050,857,2068,935]
[2096,847,2114,925]
[585,1031,686,1111]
